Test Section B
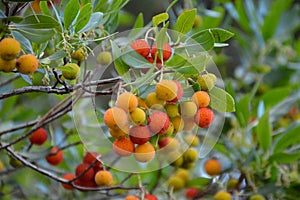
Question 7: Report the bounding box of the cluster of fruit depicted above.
[61,151,114,190]
[124,193,158,200]
[0,38,39,74]
[167,168,191,191]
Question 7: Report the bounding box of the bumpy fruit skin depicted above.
[61,63,80,80]
[109,125,129,138]
[194,107,214,128]
[130,107,146,125]
[192,91,210,108]
[94,170,113,186]
[113,137,135,157]
[71,48,86,61]
[116,92,138,112]
[185,188,200,198]
[145,92,164,108]
[148,111,170,134]
[134,143,155,163]
[197,73,217,91]
[75,163,95,182]
[125,195,140,200]
[83,151,101,165]
[151,43,172,61]
[165,104,180,118]
[0,58,16,72]
[97,51,112,65]
[168,80,183,103]
[0,38,21,60]
[45,147,63,165]
[129,125,151,145]
[183,148,198,163]
[62,173,76,190]
[204,158,221,176]
[131,39,150,57]
[214,191,231,200]
[16,54,39,74]
[168,176,185,191]
[103,107,128,129]
[144,194,158,200]
[156,80,178,101]
[179,101,198,118]
[226,179,239,190]
[29,128,48,145]
[249,194,266,200]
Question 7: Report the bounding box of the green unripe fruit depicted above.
[168,176,185,191]
[9,157,22,168]
[71,48,86,61]
[168,151,183,167]
[249,194,266,200]
[97,51,112,65]
[130,107,146,125]
[179,101,198,118]
[175,168,190,184]
[226,179,239,190]
[197,73,217,91]
[183,148,198,163]
[62,63,80,80]
[165,104,180,118]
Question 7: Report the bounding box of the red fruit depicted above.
[83,151,101,165]
[45,147,63,165]
[113,137,135,157]
[144,194,158,200]
[129,125,151,145]
[74,179,97,189]
[75,163,95,182]
[131,39,150,57]
[148,111,170,134]
[93,164,103,173]
[151,43,172,61]
[194,108,214,128]
[185,188,200,198]
[61,173,76,190]
[168,80,183,103]
[146,56,154,63]
[158,137,169,148]
[29,128,48,145]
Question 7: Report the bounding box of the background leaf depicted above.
[75,3,92,32]
[174,8,196,34]
[110,40,129,75]
[209,28,234,42]
[274,125,300,154]
[209,87,236,112]
[186,30,215,51]
[64,0,80,29]
[235,94,250,127]
[256,111,272,153]
[15,14,59,29]
[78,12,103,33]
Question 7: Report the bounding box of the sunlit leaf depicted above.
[209,87,236,112]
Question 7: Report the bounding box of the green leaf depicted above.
[186,177,211,189]
[15,28,55,44]
[110,40,129,75]
[209,28,234,43]
[78,12,103,33]
[152,12,169,27]
[132,13,144,29]
[156,25,169,60]
[75,3,92,32]
[40,50,66,64]
[165,54,187,69]
[269,152,300,164]
[15,14,59,29]
[256,111,272,153]
[174,8,196,34]
[64,0,80,29]
[201,6,225,29]
[56,65,77,73]
[12,31,33,54]
[6,16,24,23]
[122,50,152,69]
[186,30,215,51]
[209,87,236,112]
[274,125,300,154]
[40,1,51,16]
[261,0,293,40]
[260,87,292,109]
[235,94,250,127]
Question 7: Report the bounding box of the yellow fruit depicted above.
[109,125,129,138]
[134,143,155,163]
[130,107,146,125]
[0,58,16,72]
[214,191,231,200]
[94,170,113,186]
[226,179,239,190]
[97,51,112,65]
[197,73,217,91]
[204,158,221,176]
[165,104,180,118]
[249,194,266,200]
[156,80,178,101]
[184,134,199,146]
[171,116,184,134]
[182,162,195,169]
[175,168,190,184]
[16,54,39,74]
[145,92,164,108]
[192,91,210,108]
[161,122,174,136]
[116,92,138,112]
[103,107,128,129]
[137,97,148,110]
[168,151,183,167]
[0,160,5,171]
[9,157,22,168]
[183,148,198,163]
[61,63,80,80]
[0,38,21,60]
[160,137,179,153]
[168,176,185,191]
[179,101,198,118]
[71,48,86,61]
